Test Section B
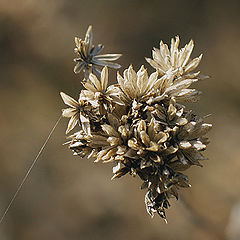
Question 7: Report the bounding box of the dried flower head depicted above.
[61,30,212,222]
[145,36,202,79]
[74,25,122,79]
[60,92,91,135]
[116,65,160,104]
[81,66,124,114]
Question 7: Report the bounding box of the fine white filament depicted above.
[0,115,62,224]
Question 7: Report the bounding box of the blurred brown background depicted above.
[0,0,240,239]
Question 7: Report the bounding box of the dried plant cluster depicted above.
[61,26,212,222]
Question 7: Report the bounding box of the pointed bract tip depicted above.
[60,92,65,97]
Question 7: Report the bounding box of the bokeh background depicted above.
[1,0,240,239]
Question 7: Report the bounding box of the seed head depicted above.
[61,30,211,222]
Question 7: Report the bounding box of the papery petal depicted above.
[62,108,77,118]
[89,73,101,91]
[101,66,108,91]
[102,124,119,137]
[92,59,121,69]
[94,54,122,61]
[60,92,79,108]
[91,44,104,56]
[74,61,85,74]
[84,25,93,53]
[184,54,202,73]
[66,114,79,134]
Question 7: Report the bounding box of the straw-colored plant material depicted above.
[74,25,121,80]
[61,26,211,222]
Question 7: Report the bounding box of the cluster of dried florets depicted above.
[61,26,212,222]
[73,25,121,79]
